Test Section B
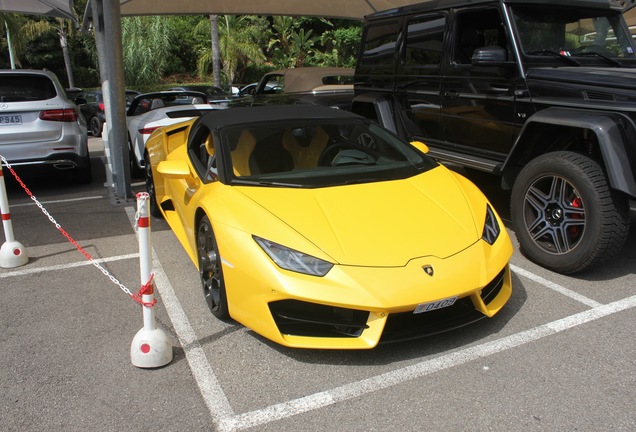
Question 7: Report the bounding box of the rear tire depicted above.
[511,151,629,274]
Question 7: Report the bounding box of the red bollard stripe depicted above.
[1,213,10,221]
[138,217,149,228]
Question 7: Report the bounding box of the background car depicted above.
[144,105,513,349]
[167,85,230,104]
[75,89,140,137]
[230,67,356,110]
[237,82,274,96]
[0,69,92,183]
[126,90,223,178]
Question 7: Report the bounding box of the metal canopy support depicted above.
[90,0,133,202]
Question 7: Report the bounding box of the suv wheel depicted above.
[511,151,630,274]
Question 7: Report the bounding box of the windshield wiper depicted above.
[574,51,622,67]
[526,50,581,66]
[232,178,303,188]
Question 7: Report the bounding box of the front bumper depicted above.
[221,226,513,349]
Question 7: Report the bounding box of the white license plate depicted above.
[414,296,458,314]
[0,115,22,125]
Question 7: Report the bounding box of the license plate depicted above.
[0,115,22,125]
[414,296,458,314]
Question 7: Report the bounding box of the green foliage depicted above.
[314,25,362,68]
[2,14,362,87]
[0,13,28,68]
[121,16,173,87]
[194,15,267,84]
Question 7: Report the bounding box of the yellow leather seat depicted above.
[231,130,256,176]
[282,126,329,169]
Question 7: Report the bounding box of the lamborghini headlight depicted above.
[482,204,501,245]
[254,236,333,276]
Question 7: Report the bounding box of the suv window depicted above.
[512,6,635,58]
[404,14,446,68]
[0,75,57,102]
[360,21,401,67]
[453,8,509,65]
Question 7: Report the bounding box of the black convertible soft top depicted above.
[198,104,362,130]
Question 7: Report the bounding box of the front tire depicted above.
[511,151,629,274]
[197,215,229,320]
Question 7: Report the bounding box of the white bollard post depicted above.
[131,192,172,368]
[0,165,28,268]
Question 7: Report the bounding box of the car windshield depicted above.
[221,118,438,188]
[511,6,636,60]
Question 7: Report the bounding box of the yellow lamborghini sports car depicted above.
[144,105,513,349]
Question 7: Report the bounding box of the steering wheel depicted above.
[318,142,352,166]
[356,132,376,149]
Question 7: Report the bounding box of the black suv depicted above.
[353,0,636,274]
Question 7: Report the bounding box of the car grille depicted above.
[379,268,507,344]
[269,300,370,338]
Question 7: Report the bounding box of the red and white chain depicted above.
[0,155,146,303]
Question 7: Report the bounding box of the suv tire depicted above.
[511,151,629,274]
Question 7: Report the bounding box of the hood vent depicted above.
[585,91,615,101]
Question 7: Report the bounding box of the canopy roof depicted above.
[0,0,75,20]
[119,0,419,20]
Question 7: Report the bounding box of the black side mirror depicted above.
[75,97,87,105]
[472,46,510,66]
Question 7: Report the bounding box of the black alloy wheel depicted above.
[511,151,629,274]
[197,215,229,320]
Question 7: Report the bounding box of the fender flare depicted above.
[502,107,636,197]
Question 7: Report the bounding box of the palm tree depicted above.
[210,15,221,87]
[195,15,266,85]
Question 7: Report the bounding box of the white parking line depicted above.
[124,207,234,430]
[127,206,631,431]
[510,264,603,308]
[9,195,105,207]
[219,294,636,431]
[0,253,139,278]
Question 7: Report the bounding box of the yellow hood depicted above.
[237,167,482,266]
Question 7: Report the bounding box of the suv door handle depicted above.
[489,85,509,92]
[444,91,460,98]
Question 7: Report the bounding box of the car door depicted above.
[395,12,447,143]
[163,125,221,254]
[441,7,518,157]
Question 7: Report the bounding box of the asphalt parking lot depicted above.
[1,138,635,432]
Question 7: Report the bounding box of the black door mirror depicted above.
[472,46,509,66]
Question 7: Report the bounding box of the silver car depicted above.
[0,69,91,183]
